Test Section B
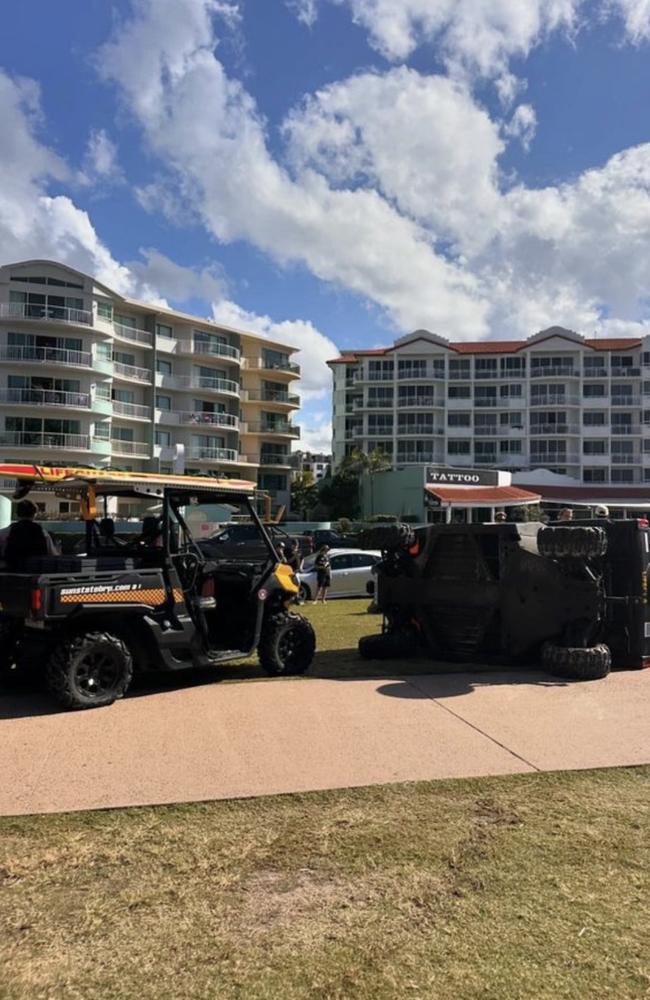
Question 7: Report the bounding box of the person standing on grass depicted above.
[314,544,331,603]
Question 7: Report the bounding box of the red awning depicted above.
[425,485,541,507]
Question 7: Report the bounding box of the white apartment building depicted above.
[0,260,300,512]
[329,326,650,489]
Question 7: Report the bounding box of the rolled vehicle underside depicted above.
[359,520,650,680]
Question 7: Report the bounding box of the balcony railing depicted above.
[189,447,238,463]
[180,340,240,361]
[583,368,608,378]
[474,453,498,464]
[181,411,239,429]
[259,453,291,465]
[0,303,92,325]
[530,424,572,435]
[243,389,299,404]
[113,323,153,346]
[611,367,640,377]
[530,397,580,406]
[0,431,89,450]
[112,401,151,420]
[244,357,300,374]
[397,453,438,463]
[170,375,239,395]
[397,426,444,436]
[474,397,498,407]
[397,369,432,380]
[366,371,394,381]
[114,361,152,383]
[0,387,90,409]
[474,369,499,380]
[357,398,394,409]
[611,396,640,406]
[110,439,151,457]
[610,454,636,464]
[397,397,438,408]
[530,367,578,378]
[244,422,300,437]
[0,345,93,368]
[611,424,640,435]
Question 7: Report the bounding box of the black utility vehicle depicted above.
[0,465,315,709]
[359,519,650,680]
[201,522,313,561]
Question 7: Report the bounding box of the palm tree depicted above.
[346,447,391,516]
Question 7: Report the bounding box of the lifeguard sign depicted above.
[425,466,501,487]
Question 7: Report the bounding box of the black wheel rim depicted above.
[278,625,309,669]
[74,648,122,699]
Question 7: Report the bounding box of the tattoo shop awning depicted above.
[424,485,541,508]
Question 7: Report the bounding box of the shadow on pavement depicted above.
[0,647,567,721]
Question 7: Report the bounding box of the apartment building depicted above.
[329,326,650,488]
[0,260,300,512]
[290,450,331,482]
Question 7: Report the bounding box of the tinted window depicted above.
[347,554,376,567]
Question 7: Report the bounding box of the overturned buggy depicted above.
[359,519,650,680]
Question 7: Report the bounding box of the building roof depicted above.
[425,484,541,506]
[526,484,650,505]
[327,326,644,364]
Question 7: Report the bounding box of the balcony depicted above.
[396,452,438,463]
[114,361,152,383]
[610,454,636,464]
[244,357,300,374]
[0,345,93,370]
[357,397,394,410]
[611,396,640,406]
[0,431,90,451]
[474,369,499,380]
[180,411,239,429]
[611,424,641,435]
[397,426,444,436]
[530,424,574,435]
[259,453,292,466]
[583,367,608,378]
[166,375,239,396]
[397,369,434,381]
[366,371,394,382]
[611,367,640,377]
[112,401,151,420]
[0,387,90,410]
[110,439,151,458]
[397,396,437,409]
[474,453,498,465]
[189,447,239,463]
[474,397,498,408]
[180,340,241,362]
[113,323,153,347]
[243,389,299,405]
[243,422,300,437]
[530,397,580,407]
[530,367,578,378]
[0,302,92,326]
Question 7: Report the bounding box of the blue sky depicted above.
[3,0,650,449]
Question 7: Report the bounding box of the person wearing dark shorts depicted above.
[314,545,331,603]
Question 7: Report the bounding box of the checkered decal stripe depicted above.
[60,588,184,605]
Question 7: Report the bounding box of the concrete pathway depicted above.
[0,668,648,815]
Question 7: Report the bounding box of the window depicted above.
[398,386,435,407]
[583,440,607,455]
[474,412,497,428]
[398,413,434,432]
[263,349,291,370]
[500,384,522,398]
[500,440,522,453]
[448,385,471,399]
[500,356,525,375]
[97,301,113,320]
[156,323,173,338]
[368,386,393,407]
[474,358,498,379]
[368,413,393,435]
[431,359,445,379]
[447,412,471,427]
[474,386,497,405]
[114,351,136,366]
[94,383,111,401]
[112,427,134,442]
[397,359,426,379]
[583,411,606,426]
[96,342,112,361]
[156,359,172,375]
[155,430,171,447]
[94,422,110,440]
[448,440,471,455]
[112,389,134,403]
[583,384,607,398]
[611,468,634,483]
[368,360,394,381]
[196,366,226,381]
[583,468,607,483]
[611,383,633,401]
[499,412,524,427]
[156,395,172,411]
[584,356,607,374]
[530,355,575,375]
[259,474,287,492]
[449,359,470,380]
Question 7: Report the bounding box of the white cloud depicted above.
[211,299,337,401]
[78,128,123,187]
[294,0,581,74]
[606,0,650,41]
[128,248,227,304]
[286,0,319,26]
[97,0,491,338]
[504,103,537,150]
[298,419,333,453]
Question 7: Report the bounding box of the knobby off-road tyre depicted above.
[537,526,607,560]
[46,631,134,710]
[359,523,416,553]
[541,641,611,681]
[358,629,418,660]
[259,612,316,676]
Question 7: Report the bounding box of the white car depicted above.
[297,548,382,601]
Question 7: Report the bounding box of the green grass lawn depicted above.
[1,600,649,999]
